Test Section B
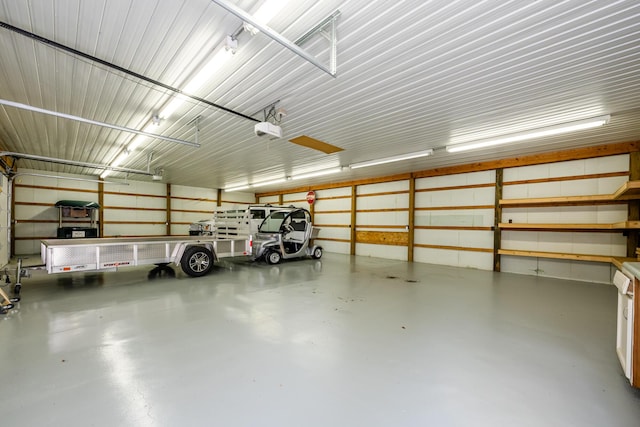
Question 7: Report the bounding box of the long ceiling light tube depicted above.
[211,0,337,77]
[445,115,611,153]
[0,99,200,148]
[0,151,154,176]
[289,167,344,180]
[225,166,344,192]
[349,149,434,169]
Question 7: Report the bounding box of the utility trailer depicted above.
[39,235,251,277]
[4,236,249,307]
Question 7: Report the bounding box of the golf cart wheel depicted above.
[181,246,214,277]
[312,246,323,259]
[265,250,282,265]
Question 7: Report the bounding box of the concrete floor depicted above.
[1,253,639,426]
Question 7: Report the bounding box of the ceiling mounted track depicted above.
[0,151,155,178]
[0,21,259,123]
[0,99,200,148]
[211,0,340,77]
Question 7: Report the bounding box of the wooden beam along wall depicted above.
[258,142,640,272]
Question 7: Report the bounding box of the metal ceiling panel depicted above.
[0,0,638,190]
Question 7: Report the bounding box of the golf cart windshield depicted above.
[258,209,310,233]
[259,211,289,233]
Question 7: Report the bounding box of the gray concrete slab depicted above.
[1,253,639,426]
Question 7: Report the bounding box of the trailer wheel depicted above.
[311,246,323,259]
[181,246,214,277]
[265,250,281,265]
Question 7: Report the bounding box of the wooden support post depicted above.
[628,152,640,257]
[408,175,415,262]
[493,168,503,271]
[350,185,357,256]
[98,181,104,238]
[166,183,172,236]
[10,178,15,256]
[217,188,222,207]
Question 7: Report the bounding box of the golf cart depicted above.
[252,208,322,264]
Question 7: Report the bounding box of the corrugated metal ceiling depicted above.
[0,0,639,191]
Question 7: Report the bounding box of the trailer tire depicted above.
[181,246,214,277]
[265,250,281,265]
[311,246,323,259]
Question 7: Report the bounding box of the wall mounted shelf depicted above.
[499,180,640,207]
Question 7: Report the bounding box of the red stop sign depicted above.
[306,191,316,205]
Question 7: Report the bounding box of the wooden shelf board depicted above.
[613,257,638,270]
[500,181,640,207]
[498,221,640,230]
[498,249,614,263]
[500,194,614,207]
[613,181,640,200]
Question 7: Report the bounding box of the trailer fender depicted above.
[172,241,217,266]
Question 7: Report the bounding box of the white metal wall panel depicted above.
[103,224,166,237]
[501,257,614,284]
[356,243,406,260]
[282,191,308,207]
[221,191,255,206]
[104,196,166,211]
[258,195,280,205]
[503,176,629,199]
[171,185,217,200]
[313,196,350,211]
[312,187,351,251]
[357,181,409,195]
[0,174,8,266]
[503,155,629,181]
[318,240,350,255]
[415,229,493,250]
[414,171,495,271]
[501,230,626,256]
[415,208,494,227]
[314,212,351,226]
[356,211,409,228]
[417,186,495,208]
[12,171,223,252]
[502,205,628,225]
[103,209,165,222]
[317,187,351,198]
[501,154,630,280]
[416,170,496,190]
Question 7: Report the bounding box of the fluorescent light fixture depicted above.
[252,178,286,188]
[349,149,434,169]
[445,115,610,153]
[225,185,251,192]
[290,167,344,180]
[244,0,289,34]
[225,177,286,192]
[225,167,343,191]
